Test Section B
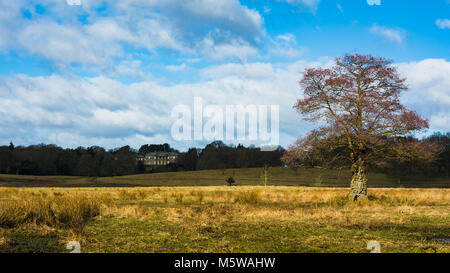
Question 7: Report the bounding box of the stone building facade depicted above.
[137,152,179,166]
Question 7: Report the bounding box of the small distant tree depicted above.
[261,164,270,186]
[226,176,235,186]
[283,54,440,200]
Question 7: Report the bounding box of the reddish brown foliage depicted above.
[284,54,440,187]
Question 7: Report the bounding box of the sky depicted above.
[0,0,449,151]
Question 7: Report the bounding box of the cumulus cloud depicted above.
[16,21,115,67]
[436,19,450,29]
[0,1,27,51]
[0,60,323,150]
[3,9,185,69]
[197,35,259,62]
[370,25,405,44]
[397,59,450,133]
[110,60,146,80]
[0,74,174,145]
[1,0,265,69]
[1,1,448,151]
[134,0,264,44]
[0,58,449,149]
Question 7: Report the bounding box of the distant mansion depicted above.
[137,152,179,166]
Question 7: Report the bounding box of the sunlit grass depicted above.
[0,186,449,253]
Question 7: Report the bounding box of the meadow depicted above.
[0,166,449,188]
[0,186,449,253]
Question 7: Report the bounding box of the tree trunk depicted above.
[350,158,368,200]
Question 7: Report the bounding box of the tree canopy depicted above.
[283,54,441,200]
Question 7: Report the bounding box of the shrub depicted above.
[226,176,235,186]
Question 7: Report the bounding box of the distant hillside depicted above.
[0,167,448,188]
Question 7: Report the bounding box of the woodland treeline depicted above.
[287,132,450,179]
[0,140,284,177]
[0,133,448,178]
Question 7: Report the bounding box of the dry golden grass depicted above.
[102,204,153,220]
[0,189,112,240]
[0,186,448,252]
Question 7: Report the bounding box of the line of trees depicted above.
[176,141,285,171]
[0,144,137,177]
[0,140,285,177]
[376,132,450,179]
[284,132,450,180]
[0,133,448,178]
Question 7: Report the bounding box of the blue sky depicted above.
[0,0,449,151]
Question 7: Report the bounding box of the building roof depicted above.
[140,151,179,157]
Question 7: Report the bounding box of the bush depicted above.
[226,176,235,186]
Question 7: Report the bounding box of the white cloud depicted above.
[116,0,264,45]
[269,34,306,59]
[281,0,321,11]
[17,21,117,67]
[397,59,450,133]
[276,34,296,43]
[85,19,136,43]
[0,1,27,51]
[367,0,381,5]
[436,19,450,29]
[4,12,186,70]
[1,58,449,150]
[1,0,265,68]
[166,64,187,72]
[111,60,146,79]
[370,25,405,44]
[133,17,186,52]
[202,62,275,80]
[198,36,259,62]
[0,60,323,149]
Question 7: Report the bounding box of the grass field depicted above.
[0,186,449,253]
[0,167,449,188]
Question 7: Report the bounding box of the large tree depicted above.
[283,54,439,200]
